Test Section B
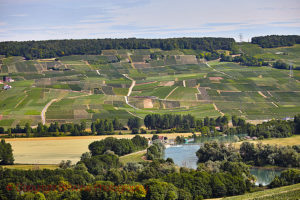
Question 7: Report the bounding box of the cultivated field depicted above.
[1,45,300,127]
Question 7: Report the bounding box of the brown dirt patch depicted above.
[143,98,153,108]
[209,77,223,81]
[159,81,175,86]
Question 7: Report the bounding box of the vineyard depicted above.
[0,44,300,127]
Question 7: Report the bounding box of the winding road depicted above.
[41,99,58,125]
[122,74,139,110]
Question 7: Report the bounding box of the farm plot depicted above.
[175,55,198,65]
[131,55,148,62]
[138,86,177,99]
[218,91,267,103]
[167,87,198,101]
[92,105,131,122]
[46,99,75,120]
[133,82,159,91]
[15,61,39,73]
[215,101,275,119]
[113,88,128,96]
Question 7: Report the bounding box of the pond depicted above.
[250,168,282,186]
[164,135,281,186]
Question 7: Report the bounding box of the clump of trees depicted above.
[240,142,300,167]
[127,117,142,133]
[175,136,186,144]
[196,141,241,163]
[226,116,296,139]
[251,35,300,48]
[269,169,300,188]
[88,135,148,157]
[91,119,114,135]
[196,141,300,168]
[221,54,268,66]
[146,141,165,160]
[272,60,290,69]
[0,139,14,165]
[164,161,253,199]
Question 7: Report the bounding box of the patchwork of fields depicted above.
[1,45,300,127]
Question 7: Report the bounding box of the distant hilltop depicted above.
[0,35,299,60]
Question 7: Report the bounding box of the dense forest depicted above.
[0,38,235,59]
[251,35,300,48]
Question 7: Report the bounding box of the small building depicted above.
[215,126,221,131]
[3,85,12,90]
[283,117,293,121]
[3,76,14,83]
[6,77,14,82]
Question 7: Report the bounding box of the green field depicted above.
[222,183,300,200]
[119,151,146,164]
[1,45,300,127]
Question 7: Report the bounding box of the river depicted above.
[164,134,282,186]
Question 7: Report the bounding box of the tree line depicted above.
[1,114,299,140]
[0,38,235,59]
[144,114,229,133]
[251,35,300,48]
[0,118,125,137]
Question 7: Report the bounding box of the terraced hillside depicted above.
[0,45,300,127]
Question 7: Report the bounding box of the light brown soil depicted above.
[258,91,267,98]
[159,81,175,86]
[143,98,153,108]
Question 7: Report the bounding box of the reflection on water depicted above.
[164,144,200,169]
[164,134,281,186]
[164,134,246,169]
[250,168,281,186]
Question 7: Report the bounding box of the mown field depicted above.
[0,44,300,127]
[119,150,147,164]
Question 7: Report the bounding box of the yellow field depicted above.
[234,135,300,148]
[4,133,192,164]
[2,164,58,170]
